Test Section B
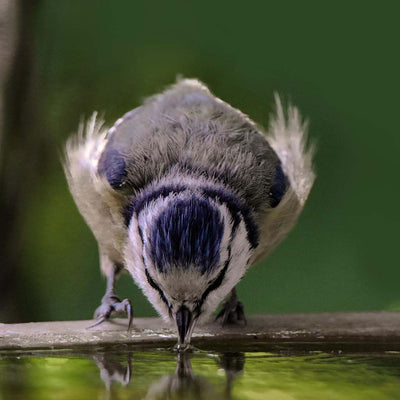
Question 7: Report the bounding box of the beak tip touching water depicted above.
[175,306,194,348]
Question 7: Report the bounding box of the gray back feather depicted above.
[98,79,281,210]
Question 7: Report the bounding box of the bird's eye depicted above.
[116,180,127,189]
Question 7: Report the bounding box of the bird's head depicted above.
[123,183,258,349]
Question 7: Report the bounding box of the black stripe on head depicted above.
[138,225,172,317]
[194,245,232,317]
[123,185,187,226]
[202,186,259,249]
[125,183,259,249]
[145,268,172,317]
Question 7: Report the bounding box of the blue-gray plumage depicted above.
[63,78,315,350]
[149,197,224,275]
[269,164,289,208]
[97,149,127,190]
[97,81,280,210]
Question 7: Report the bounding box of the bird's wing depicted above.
[251,95,315,264]
[63,114,127,266]
[64,79,246,262]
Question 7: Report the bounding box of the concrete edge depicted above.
[0,311,399,351]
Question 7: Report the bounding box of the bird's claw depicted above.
[216,298,247,326]
[90,295,133,331]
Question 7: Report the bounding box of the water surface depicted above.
[1,347,400,399]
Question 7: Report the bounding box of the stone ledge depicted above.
[1,311,400,351]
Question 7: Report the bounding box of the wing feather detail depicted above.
[63,113,126,266]
[251,96,316,265]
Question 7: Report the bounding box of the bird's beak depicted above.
[175,305,196,350]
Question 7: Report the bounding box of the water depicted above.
[1,347,400,399]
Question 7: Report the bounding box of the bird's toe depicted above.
[90,295,133,330]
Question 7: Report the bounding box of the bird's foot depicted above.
[90,293,133,330]
[215,294,247,326]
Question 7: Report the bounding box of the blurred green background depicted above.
[1,1,399,323]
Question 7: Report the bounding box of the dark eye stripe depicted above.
[145,268,172,317]
[123,184,259,251]
[194,192,246,316]
[138,225,172,316]
[195,247,231,317]
[202,186,259,249]
[123,185,187,226]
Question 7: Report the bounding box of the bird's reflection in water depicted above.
[93,353,132,390]
[145,352,217,400]
[93,350,245,399]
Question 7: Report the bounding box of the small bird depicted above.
[64,79,315,350]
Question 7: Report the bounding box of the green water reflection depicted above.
[1,349,400,399]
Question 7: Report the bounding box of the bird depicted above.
[63,78,315,350]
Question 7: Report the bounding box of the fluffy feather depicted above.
[63,79,315,339]
[251,95,315,264]
[268,94,316,206]
[63,113,127,271]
